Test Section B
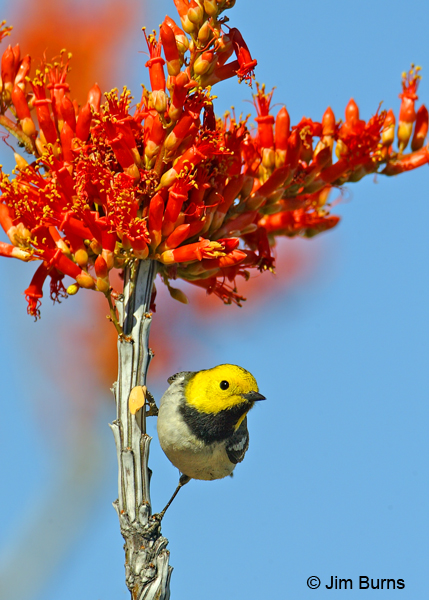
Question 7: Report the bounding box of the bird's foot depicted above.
[144,512,164,535]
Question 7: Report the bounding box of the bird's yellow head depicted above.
[184,364,265,414]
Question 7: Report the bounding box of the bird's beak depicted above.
[241,391,266,402]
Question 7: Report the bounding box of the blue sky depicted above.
[0,0,428,599]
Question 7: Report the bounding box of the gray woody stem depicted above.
[110,259,172,600]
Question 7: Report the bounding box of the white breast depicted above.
[157,380,235,481]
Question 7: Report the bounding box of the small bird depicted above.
[156,364,265,518]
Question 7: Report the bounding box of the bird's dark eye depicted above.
[220,380,229,390]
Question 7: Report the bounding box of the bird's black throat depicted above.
[179,400,251,444]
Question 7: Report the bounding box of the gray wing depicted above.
[226,417,249,464]
[167,371,195,385]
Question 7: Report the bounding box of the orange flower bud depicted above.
[95,255,108,279]
[398,67,420,152]
[193,51,217,76]
[411,104,428,151]
[164,16,189,54]
[76,102,92,141]
[74,248,89,267]
[345,98,359,123]
[198,22,212,45]
[275,107,290,151]
[14,152,29,170]
[322,107,335,136]
[1,44,15,98]
[76,271,95,289]
[204,0,218,17]
[151,89,168,113]
[188,1,204,25]
[160,21,182,76]
[88,84,101,112]
[11,84,31,120]
[96,277,110,293]
[381,109,396,148]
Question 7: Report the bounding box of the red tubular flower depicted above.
[243,226,274,270]
[11,43,20,65]
[11,84,30,118]
[382,146,429,175]
[0,240,32,261]
[0,203,15,236]
[12,84,37,136]
[201,249,247,270]
[255,166,291,198]
[168,70,191,122]
[60,95,76,132]
[14,54,31,89]
[60,122,75,162]
[211,175,245,231]
[129,237,149,260]
[215,238,240,253]
[215,32,234,68]
[144,29,166,92]
[148,191,166,249]
[165,108,199,152]
[411,104,428,151]
[76,102,92,141]
[45,248,95,288]
[160,238,225,264]
[144,110,166,159]
[25,262,49,319]
[1,44,16,95]
[254,85,275,152]
[173,0,189,18]
[61,215,93,241]
[160,223,191,251]
[189,276,246,306]
[398,66,420,152]
[110,133,136,169]
[259,209,339,237]
[286,129,302,169]
[214,211,258,239]
[1,5,429,317]
[164,16,189,54]
[229,28,257,82]
[163,179,192,235]
[337,99,364,152]
[31,85,58,145]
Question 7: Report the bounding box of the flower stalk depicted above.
[110,258,172,600]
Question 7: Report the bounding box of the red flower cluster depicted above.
[0,1,428,319]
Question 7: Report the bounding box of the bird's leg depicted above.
[151,474,191,521]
